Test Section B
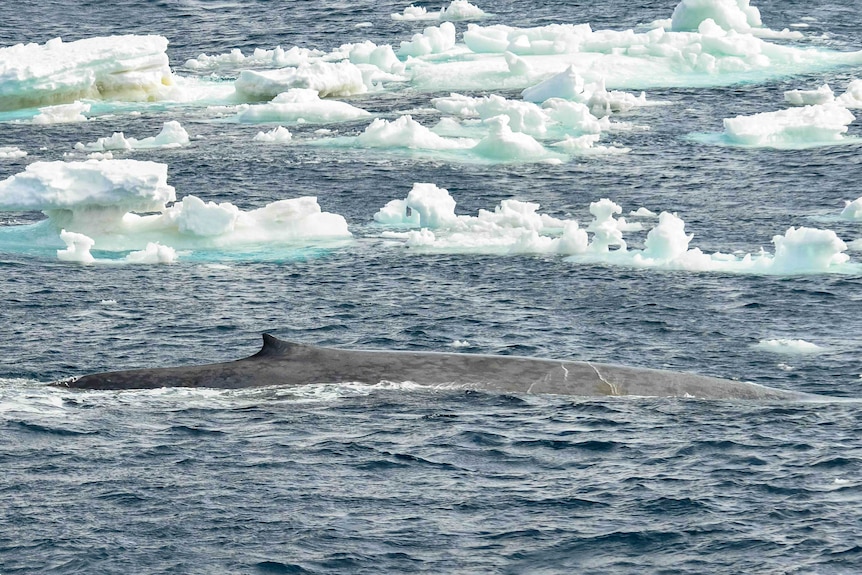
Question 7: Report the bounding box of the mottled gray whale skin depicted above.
[59,334,820,400]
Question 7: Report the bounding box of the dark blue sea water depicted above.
[2,0,862,573]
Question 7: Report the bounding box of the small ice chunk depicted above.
[391,4,434,21]
[630,207,657,217]
[253,125,293,143]
[722,104,855,147]
[31,101,91,124]
[125,242,177,264]
[671,0,763,33]
[840,197,862,221]
[440,0,487,21]
[771,226,849,272]
[234,61,368,99]
[837,79,862,109]
[236,88,371,124]
[785,84,835,106]
[357,115,474,150]
[754,339,824,355]
[0,146,27,159]
[75,121,190,152]
[471,116,553,161]
[398,22,457,57]
[392,1,487,22]
[57,229,96,263]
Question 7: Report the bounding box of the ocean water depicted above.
[2,0,862,573]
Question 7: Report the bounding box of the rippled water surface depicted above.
[2,0,862,573]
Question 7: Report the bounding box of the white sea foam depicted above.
[74,120,190,152]
[373,183,856,274]
[754,339,825,355]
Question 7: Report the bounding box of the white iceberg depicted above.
[0,35,175,111]
[74,121,190,152]
[234,61,368,100]
[234,88,371,125]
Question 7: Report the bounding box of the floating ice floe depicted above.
[231,88,372,125]
[784,83,836,106]
[0,35,175,111]
[5,0,862,124]
[0,159,352,262]
[56,229,177,264]
[314,113,595,163]
[432,90,643,141]
[372,183,856,275]
[692,103,859,148]
[0,147,26,159]
[408,4,861,93]
[753,339,825,355]
[30,101,92,124]
[184,46,325,72]
[392,1,488,22]
[666,0,801,39]
[357,115,476,151]
[785,79,862,108]
[841,197,862,220]
[74,121,190,152]
[521,66,653,117]
[253,126,293,143]
[398,22,458,57]
[317,98,630,163]
[234,60,369,100]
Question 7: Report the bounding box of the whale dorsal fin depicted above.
[254,334,313,358]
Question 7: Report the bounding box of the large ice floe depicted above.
[373,183,857,275]
[4,0,862,123]
[0,159,351,263]
[692,103,860,149]
[0,36,175,111]
[312,85,641,163]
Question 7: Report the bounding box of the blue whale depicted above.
[58,334,820,400]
